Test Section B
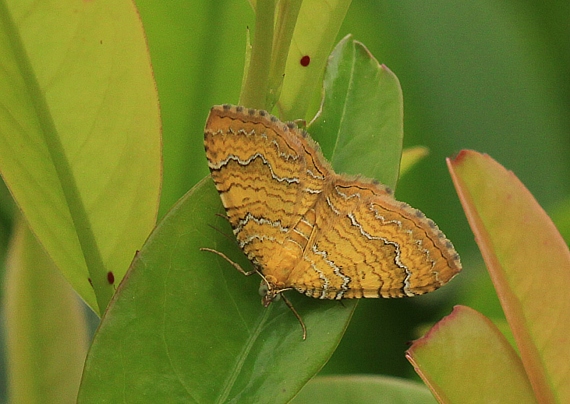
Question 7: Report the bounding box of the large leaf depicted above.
[406,305,536,404]
[78,38,403,401]
[0,0,161,312]
[4,217,88,403]
[447,151,570,402]
[78,177,354,402]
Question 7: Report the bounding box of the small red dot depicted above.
[300,55,310,67]
[107,271,115,284]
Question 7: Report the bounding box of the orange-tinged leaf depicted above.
[448,150,570,403]
[406,305,536,404]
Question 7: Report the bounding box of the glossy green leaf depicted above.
[0,0,161,312]
[448,150,570,403]
[78,177,354,403]
[406,305,536,404]
[292,374,436,404]
[309,35,404,188]
[277,0,352,120]
[4,217,88,403]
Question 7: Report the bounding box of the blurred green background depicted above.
[1,0,569,393]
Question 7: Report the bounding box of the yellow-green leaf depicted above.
[4,217,89,403]
[277,0,352,120]
[0,0,161,312]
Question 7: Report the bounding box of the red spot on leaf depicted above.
[300,55,310,67]
[107,271,115,285]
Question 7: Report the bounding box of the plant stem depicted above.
[240,0,276,109]
[267,0,303,108]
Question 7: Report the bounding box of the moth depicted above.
[202,105,461,339]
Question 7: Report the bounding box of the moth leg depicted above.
[206,221,235,244]
[200,247,257,276]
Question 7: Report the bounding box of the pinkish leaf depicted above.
[448,150,570,403]
[406,305,535,404]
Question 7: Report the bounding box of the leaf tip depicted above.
[448,149,472,166]
[407,305,469,354]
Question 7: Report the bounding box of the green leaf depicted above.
[277,0,352,120]
[292,375,436,404]
[448,150,570,403]
[4,217,89,403]
[309,35,404,188]
[0,0,161,312]
[78,177,354,402]
[406,305,536,404]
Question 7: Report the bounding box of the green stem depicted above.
[267,0,303,109]
[239,0,276,109]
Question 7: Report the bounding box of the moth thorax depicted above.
[264,250,298,285]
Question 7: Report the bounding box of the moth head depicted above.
[259,281,281,307]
